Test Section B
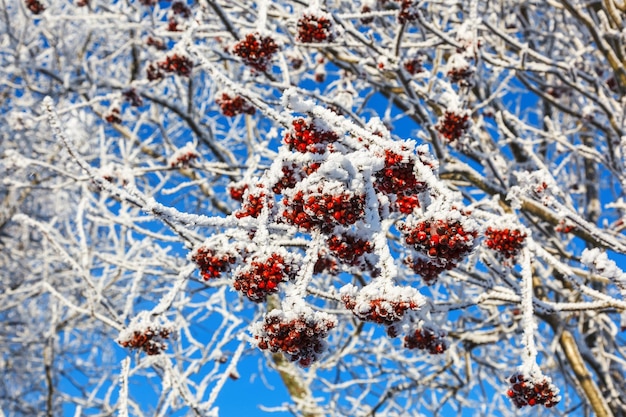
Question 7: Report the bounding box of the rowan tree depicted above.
[2,0,626,416]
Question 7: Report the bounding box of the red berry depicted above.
[484,227,526,260]
[157,54,194,77]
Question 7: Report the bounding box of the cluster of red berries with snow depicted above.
[406,257,447,285]
[404,57,424,75]
[104,108,122,124]
[272,162,321,194]
[232,33,279,72]
[398,0,420,24]
[216,93,256,117]
[507,373,561,408]
[146,36,166,51]
[233,252,295,302]
[254,308,337,367]
[118,324,172,356]
[158,54,194,77]
[485,227,526,260]
[235,186,271,219]
[123,89,143,107]
[297,14,337,43]
[402,213,478,268]
[284,118,339,154]
[327,233,373,268]
[282,186,365,232]
[171,1,190,18]
[404,326,448,354]
[435,111,470,142]
[192,246,236,280]
[25,0,45,14]
[340,283,424,336]
[446,54,475,86]
[374,150,426,213]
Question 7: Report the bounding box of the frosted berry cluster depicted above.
[216,93,256,117]
[485,227,526,259]
[327,233,373,267]
[283,118,339,153]
[235,186,271,219]
[374,150,425,213]
[104,108,122,124]
[404,57,424,75]
[171,1,190,17]
[25,0,45,14]
[254,309,337,367]
[118,326,171,355]
[297,14,336,43]
[406,257,447,285]
[232,33,279,72]
[282,187,365,232]
[340,284,424,336]
[507,373,561,408]
[398,0,419,24]
[404,327,448,354]
[157,54,194,77]
[192,246,236,280]
[234,253,295,302]
[272,162,320,194]
[123,89,143,107]
[402,216,477,267]
[435,111,470,142]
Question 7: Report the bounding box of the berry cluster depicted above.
[375,150,425,213]
[507,374,561,408]
[342,296,420,327]
[157,54,194,77]
[169,151,198,168]
[282,188,365,232]
[25,0,45,14]
[146,36,167,51]
[406,257,447,285]
[402,217,477,267]
[216,93,256,117]
[171,1,191,17]
[104,108,122,124]
[404,57,424,75]
[398,0,419,24]
[123,89,143,107]
[234,253,294,302]
[404,327,447,354]
[118,327,171,355]
[284,118,339,154]
[485,227,526,259]
[435,111,470,142]
[255,310,336,367]
[232,33,279,72]
[327,233,373,267]
[447,64,474,86]
[192,246,236,280]
[360,6,374,24]
[235,188,270,219]
[272,162,321,194]
[297,14,336,43]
